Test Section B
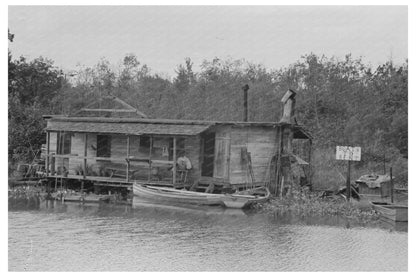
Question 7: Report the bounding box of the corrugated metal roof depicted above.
[46,120,212,136]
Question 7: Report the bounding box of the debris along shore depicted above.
[254,189,380,223]
[8,184,132,210]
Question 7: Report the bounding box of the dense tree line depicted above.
[8,31,407,186]
[8,30,66,166]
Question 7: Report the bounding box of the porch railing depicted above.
[45,132,180,185]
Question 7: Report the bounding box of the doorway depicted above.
[201,132,215,177]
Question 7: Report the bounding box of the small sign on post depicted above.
[336,146,361,201]
[336,146,361,161]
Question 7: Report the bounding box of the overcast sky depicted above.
[8,5,408,77]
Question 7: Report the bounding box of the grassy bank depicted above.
[255,189,380,223]
[310,147,408,191]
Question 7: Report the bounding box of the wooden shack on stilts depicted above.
[42,91,312,197]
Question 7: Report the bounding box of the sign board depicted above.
[336,146,361,161]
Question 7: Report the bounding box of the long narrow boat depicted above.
[371,202,408,222]
[133,183,224,206]
[133,182,270,208]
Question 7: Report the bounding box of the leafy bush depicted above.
[257,188,379,223]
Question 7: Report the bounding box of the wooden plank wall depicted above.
[227,126,278,184]
[67,133,82,174]
[110,134,127,158]
[48,132,58,173]
[48,126,277,185]
[129,136,170,179]
[48,131,70,173]
[184,136,201,183]
[213,130,230,179]
[68,133,97,174]
[49,132,57,155]
[55,132,202,181]
[150,137,170,161]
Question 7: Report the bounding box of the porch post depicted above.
[46,131,50,177]
[277,125,284,197]
[83,133,88,180]
[172,137,177,185]
[126,135,130,182]
[308,138,313,189]
[148,136,153,181]
[81,133,88,194]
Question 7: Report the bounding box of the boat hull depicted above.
[221,197,250,209]
[371,202,408,222]
[133,183,270,208]
[221,188,270,209]
[133,183,224,206]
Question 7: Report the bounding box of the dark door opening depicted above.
[97,135,111,157]
[201,132,215,177]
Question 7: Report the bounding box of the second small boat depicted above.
[371,202,408,222]
[221,187,271,209]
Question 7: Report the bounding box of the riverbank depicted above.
[255,190,381,224]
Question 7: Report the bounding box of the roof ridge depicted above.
[72,94,148,118]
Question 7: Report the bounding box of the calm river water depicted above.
[9,199,407,271]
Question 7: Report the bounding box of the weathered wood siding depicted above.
[150,137,170,160]
[213,130,230,179]
[47,124,279,185]
[184,136,201,183]
[47,130,203,182]
[49,132,57,155]
[227,126,278,184]
[67,133,97,174]
[129,136,171,180]
[110,135,127,158]
[48,131,71,173]
[48,132,58,173]
[198,125,278,184]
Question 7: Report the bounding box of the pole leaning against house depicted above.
[278,89,297,196]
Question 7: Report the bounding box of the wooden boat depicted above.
[133,183,271,208]
[133,183,224,206]
[132,197,248,216]
[371,202,408,222]
[221,187,271,209]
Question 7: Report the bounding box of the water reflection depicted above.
[9,196,408,233]
[9,198,408,271]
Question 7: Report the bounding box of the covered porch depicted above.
[44,117,212,188]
